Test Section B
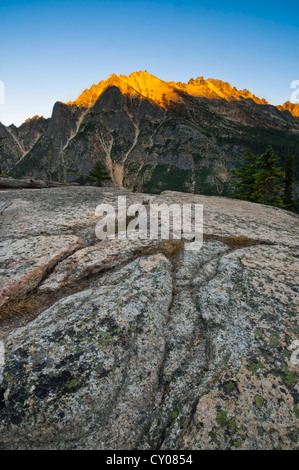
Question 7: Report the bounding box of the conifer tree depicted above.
[86,161,111,186]
[252,145,283,206]
[231,148,259,201]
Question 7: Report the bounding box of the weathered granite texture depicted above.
[0,186,298,449]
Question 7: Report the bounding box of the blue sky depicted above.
[0,0,298,126]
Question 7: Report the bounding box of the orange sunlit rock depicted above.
[277,101,299,117]
[66,71,298,117]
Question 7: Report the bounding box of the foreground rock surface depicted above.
[0,187,298,449]
[0,176,79,189]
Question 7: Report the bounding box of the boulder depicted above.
[0,186,298,449]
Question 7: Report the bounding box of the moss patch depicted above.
[254,395,264,408]
[216,410,227,427]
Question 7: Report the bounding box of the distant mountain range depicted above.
[1,71,298,199]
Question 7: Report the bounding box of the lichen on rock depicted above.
[0,187,298,449]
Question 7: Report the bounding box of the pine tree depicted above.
[252,145,284,206]
[231,148,259,201]
[282,152,296,211]
[86,161,111,186]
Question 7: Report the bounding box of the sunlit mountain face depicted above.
[277,101,299,117]
[2,71,298,206]
[67,71,298,115]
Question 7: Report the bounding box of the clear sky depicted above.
[0,0,298,126]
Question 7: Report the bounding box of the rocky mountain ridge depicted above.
[67,71,295,111]
[1,72,298,201]
[277,101,299,117]
[0,116,49,173]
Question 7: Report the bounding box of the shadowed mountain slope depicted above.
[3,71,298,200]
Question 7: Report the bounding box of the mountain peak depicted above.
[24,115,44,124]
[277,101,299,117]
[67,71,182,108]
[66,72,299,116]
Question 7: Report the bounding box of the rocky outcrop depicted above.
[8,116,50,154]
[0,186,298,450]
[67,72,284,112]
[0,176,80,189]
[277,101,299,118]
[0,117,49,173]
[7,72,299,204]
[9,102,84,180]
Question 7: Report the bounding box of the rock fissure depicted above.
[0,187,298,449]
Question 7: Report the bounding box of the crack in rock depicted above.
[0,187,298,450]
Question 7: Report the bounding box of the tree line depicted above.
[1,135,296,209]
[231,145,296,211]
